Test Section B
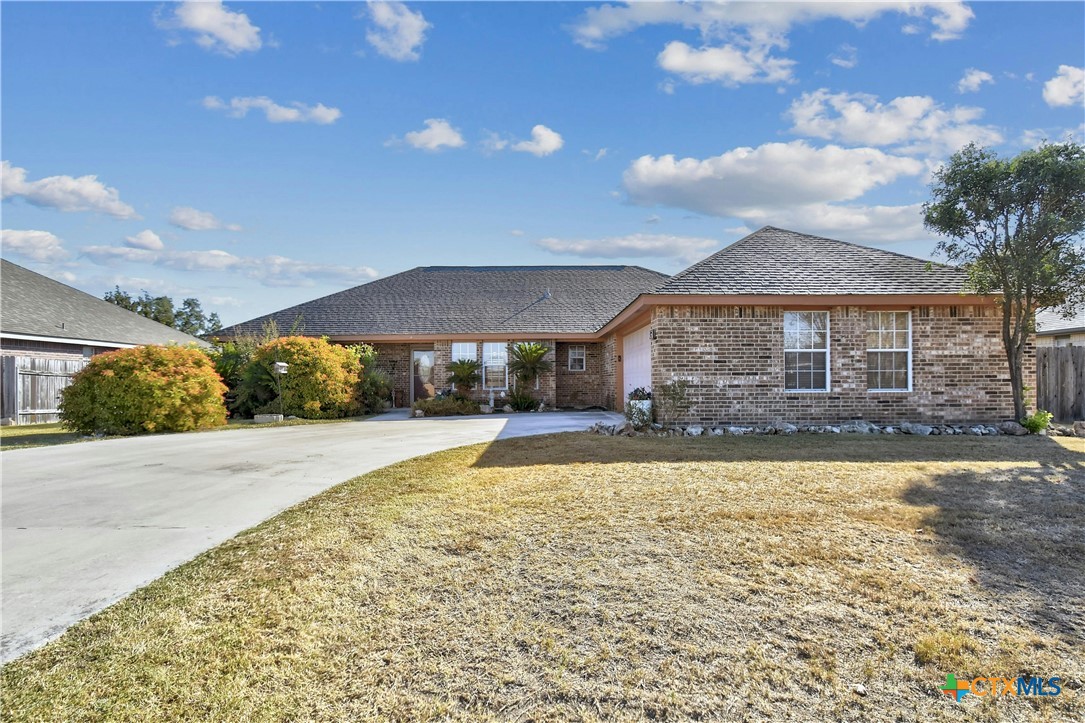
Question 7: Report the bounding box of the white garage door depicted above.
[623,326,652,401]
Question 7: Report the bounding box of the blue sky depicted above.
[2,1,1083,325]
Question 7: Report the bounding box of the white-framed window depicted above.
[784,311,830,391]
[483,342,508,390]
[568,345,586,371]
[867,311,911,391]
[451,342,477,362]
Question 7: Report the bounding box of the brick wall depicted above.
[428,340,558,407]
[370,343,412,408]
[555,342,605,408]
[601,335,617,410]
[649,304,1030,425]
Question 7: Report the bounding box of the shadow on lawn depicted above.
[471,431,1085,468]
[902,459,1085,646]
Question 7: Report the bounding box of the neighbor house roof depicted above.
[654,226,969,296]
[1036,307,1085,336]
[0,259,208,348]
[216,265,670,338]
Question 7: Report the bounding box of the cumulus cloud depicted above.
[512,125,564,157]
[957,68,994,93]
[124,230,165,251]
[829,43,858,69]
[623,141,923,218]
[202,96,342,124]
[657,40,794,86]
[786,89,1003,156]
[738,203,929,244]
[1043,65,1085,107]
[1,161,138,219]
[157,1,262,56]
[81,244,378,288]
[1,229,70,262]
[365,1,430,61]
[169,206,242,232]
[536,233,719,263]
[392,118,466,151]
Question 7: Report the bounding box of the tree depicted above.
[923,141,1085,420]
[507,342,553,393]
[104,287,222,336]
[447,359,482,396]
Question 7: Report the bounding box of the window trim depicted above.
[450,341,478,363]
[783,310,831,393]
[866,310,912,393]
[567,344,586,372]
[482,341,509,391]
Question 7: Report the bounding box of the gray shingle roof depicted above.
[1036,307,1085,335]
[217,265,670,337]
[655,226,969,295]
[1,259,208,347]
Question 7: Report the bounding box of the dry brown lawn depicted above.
[2,433,1083,721]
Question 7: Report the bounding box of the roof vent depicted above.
[543,288,552,300]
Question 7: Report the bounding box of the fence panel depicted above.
[1036,346,1085,422]
[0,356,88,424]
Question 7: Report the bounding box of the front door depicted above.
[412,350,436,404]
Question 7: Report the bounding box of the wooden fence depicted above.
[0,356,88,425]
[1036,346,1085,422]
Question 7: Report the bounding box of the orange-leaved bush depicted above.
[234,336,362,419]
[60,345,228,435]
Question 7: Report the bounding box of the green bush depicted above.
[235,336,362,419]
[412,397,479,416]
[1020,409,1054,434]
[507,387,539,411]
[347,343,392,414]
[60,345,227,435]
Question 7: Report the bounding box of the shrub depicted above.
[655,379,692,427]
[412,397,479,416]
[628,387,652,401]
[1020,409,1054,434]
[347,343,392,414]
[448,358,482,396]
[60,345,227,435]
[507,387,540,411]
[235,336,362,419]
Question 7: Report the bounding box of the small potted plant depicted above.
[626,387,652,428]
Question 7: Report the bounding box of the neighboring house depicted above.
[1,259,206,424]
[1035,307,1085,347]
[217,226,1026,424]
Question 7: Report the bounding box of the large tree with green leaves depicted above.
[923,141,1085,420]
[104,287,223,336]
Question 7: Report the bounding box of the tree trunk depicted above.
[1001,301,1027,421]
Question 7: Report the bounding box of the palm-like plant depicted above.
[447,358,482,395]
[508,342,553,393]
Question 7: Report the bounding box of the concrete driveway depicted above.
[1,410,620,662]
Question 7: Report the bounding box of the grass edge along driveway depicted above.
[3,433,1082,721]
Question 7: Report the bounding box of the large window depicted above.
[568,345,586,371]
[867,311,911,391]
[451,342,477,362]
[784,311,829,391]
[483,342,508,390]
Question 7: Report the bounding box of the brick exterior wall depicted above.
[601,335,617,411]
[648,304,1031,425]
[370,343,413,408]
[555,342,605,408]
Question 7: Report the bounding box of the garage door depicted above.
[623,326,651,401]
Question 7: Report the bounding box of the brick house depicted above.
[217,227,1028,425]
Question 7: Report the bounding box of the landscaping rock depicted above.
[998,421,1028,436]
[479,405,493,414]
[900,422,933,436]
[774,423,798,435]
[413,410,424,418]
[685,425,704,436]
[710,427,724,436]
[841,420,879,434]
[1075,421,1085,438]
[502,404,514,414]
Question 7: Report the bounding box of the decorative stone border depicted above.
[591,419,1085,438]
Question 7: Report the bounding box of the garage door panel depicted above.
[623,326,651,401]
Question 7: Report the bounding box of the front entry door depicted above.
[412,350,436,404]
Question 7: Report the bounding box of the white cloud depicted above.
[169,206,242,232]
[1,229,69,262]
[657,40,794,86]
[394,118,466,151]
[81,244,378,288]
[738,203,929,244]
[365,1,430,61]
[1,161,138,219]
[509,229,525,237]
[480,131,510,154]
[202,95,342,124]
[124,230,165,251]
[829,43,857,69]
[569,1,973,49]
[786,89,1003,155]
[158,1,262,56]
[1043,65,1085,107]
[512,125,564,157]
[535,233,719,263]
[645,214,661,224]
[582,147,608,161]
[957,68,994,93]
[623,140,923,218]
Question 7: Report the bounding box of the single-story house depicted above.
[1,258,206,424]
[1035,308,1085,347]
[217,226,1027,425]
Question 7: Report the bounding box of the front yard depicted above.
[2,433,1082,721]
